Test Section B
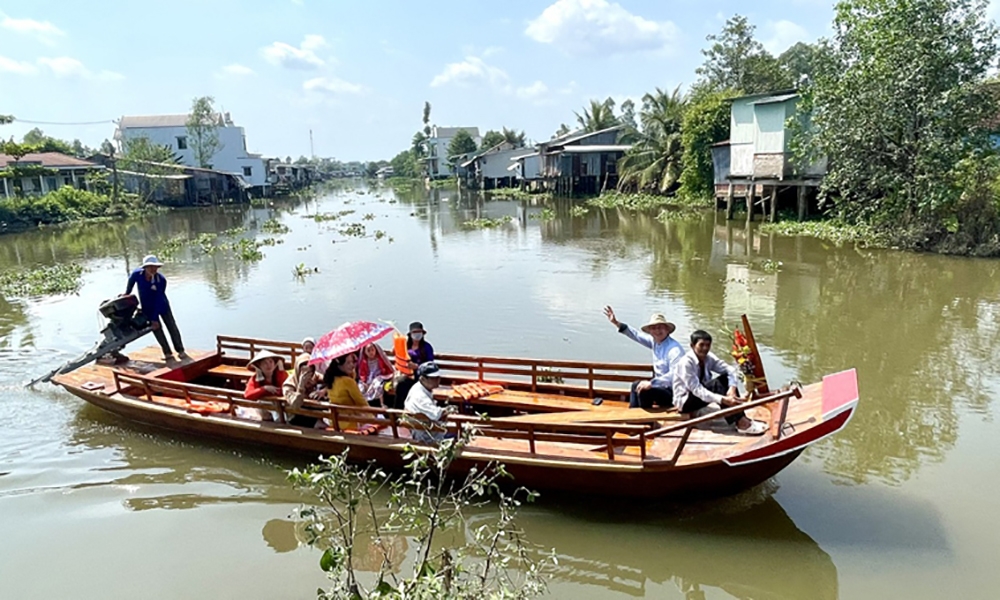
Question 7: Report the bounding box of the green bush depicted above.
[0,186,112,228]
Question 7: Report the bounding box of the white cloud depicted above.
[220,63,255,76]
[430,56,510,90]
[0,55,37,75]
[261,34,327,70]
[0,15,64,43]
[516,81,548,99]
[763,20,811,55]
[303,76,366,95]
[37,56,123,81]
[525,0,677,57]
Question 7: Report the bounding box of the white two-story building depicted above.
[114,112,269,192]
[425,125,481,179]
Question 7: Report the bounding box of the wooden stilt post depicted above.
[745,183,754,221]
[797,185,807,221]
[769,185,778,223]
[726,183,735,220]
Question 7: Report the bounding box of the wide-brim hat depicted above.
[640,313,676,335]
[247,349,285,371]
[408,321,426,334]
[141,254,163,268]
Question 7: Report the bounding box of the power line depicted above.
[12,118,115,126]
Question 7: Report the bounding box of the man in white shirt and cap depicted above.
[672,330,767,435]
[404,362,456,443]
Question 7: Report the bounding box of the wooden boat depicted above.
[52,333,859,500]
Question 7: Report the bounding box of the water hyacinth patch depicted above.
[0,263,85,298]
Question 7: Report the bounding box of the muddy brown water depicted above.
[1,183,997,598]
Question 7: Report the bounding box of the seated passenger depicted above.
[294,337,315,376]
[323,353,370,431]
[358,343,394,406]
[243,350,289,421]
[404,362,455,444]
[388,321,435,410]
[672,330,767,435]
[283,361,325,428]
[406,321,435,369]
[604,306,684,409]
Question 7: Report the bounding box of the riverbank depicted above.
[0,187,158,234]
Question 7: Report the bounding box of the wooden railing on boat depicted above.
[211,335,652,402]
[111,367,803,465]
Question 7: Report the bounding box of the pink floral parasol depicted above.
[308,321,393,365]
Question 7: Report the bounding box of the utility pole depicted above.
[309,129,315,160]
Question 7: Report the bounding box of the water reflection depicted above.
[524,493,838,599]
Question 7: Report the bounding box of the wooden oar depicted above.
[494,407,683,425]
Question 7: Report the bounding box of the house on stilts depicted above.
[711,90,827,221]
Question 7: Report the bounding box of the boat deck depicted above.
[52,344,828,467]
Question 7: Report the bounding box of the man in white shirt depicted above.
[604,306,685,409]
[404,362,456,443]
[672,330,767,435]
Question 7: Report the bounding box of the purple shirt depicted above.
[408,341,434,365]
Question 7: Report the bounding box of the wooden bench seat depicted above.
[206,364,253,381]
[436,388,627,414]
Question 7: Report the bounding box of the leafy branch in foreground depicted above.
[288,433,554,599]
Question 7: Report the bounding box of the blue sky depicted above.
[2,0,854,161]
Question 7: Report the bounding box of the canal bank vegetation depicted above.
[790,0,1000,256]
[289,438,552,599]
[0,262,85,298]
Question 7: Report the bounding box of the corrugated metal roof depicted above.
[508,151,538,161]
[0,152,101,169]
[560,144,631,153]
[554,125,624,147]
[751,93,798,105]
[119,114,190,128]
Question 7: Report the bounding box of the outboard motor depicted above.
[27,295,156,387]
[98,295,151,345]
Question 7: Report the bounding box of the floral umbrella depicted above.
[308,321,393,365]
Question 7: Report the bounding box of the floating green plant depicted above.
[0,263,85,298]
[462,216,513,229]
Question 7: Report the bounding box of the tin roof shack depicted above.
[536,126,630,196]
[0,152,104,199]
[714,91,827,221]
[91,155,249,206]
[459,142,526,190]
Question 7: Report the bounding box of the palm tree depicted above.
[575,98,619,133]
[618,87,687,194]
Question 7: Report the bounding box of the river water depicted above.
[1,183,998,599]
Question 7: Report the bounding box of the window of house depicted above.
[46,177,58,191]
[243,166,253,177]
[176,136,188,150]
[63,176,73,186]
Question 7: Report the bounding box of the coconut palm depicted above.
[618,86,687,194]
[575,98,619,132]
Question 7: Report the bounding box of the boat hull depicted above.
[66,385,818,500]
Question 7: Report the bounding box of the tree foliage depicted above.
[575,97,619,132]
[678,89,736,200]
[481,130,505,150]
[0,115,13,126]
[289,437,553,599]
[800,0,1000,229]
[389,149,420,178]
[696,15,793,94]
[446,129,478,160]
[619,87,686,193]
[186,96,223,168]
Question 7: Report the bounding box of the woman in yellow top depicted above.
[322,353,369,431]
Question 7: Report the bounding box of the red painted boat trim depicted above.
[724,404,855,466]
